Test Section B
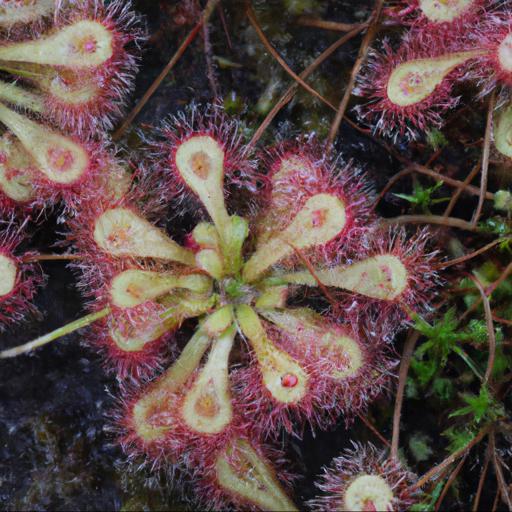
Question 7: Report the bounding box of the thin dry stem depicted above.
[202,20,220,97]
[468,274,496,386]
[493,315,512,327]
[113,0,221,140]
[443,162,481,218]
[492,489,501,512]
[374,163,492,211]
[218,3,233,50]
[391,330,420,459]
[437,239,510,269]
[296,17,367,32]
[357,412,391,448]
[490,431,512,511]
[409,164,494,200]
[486,261,512,296]
[472,92,495,227]
[461,261,512,321]
[247,4,337,111]
[472,443,491,512]
[326,0,384,151]
[435,454,468,512]
[381,215,479,231]
[413,425,491,489]
[374,168,415,209]
[22,254,84,263]
[248,25,364,147]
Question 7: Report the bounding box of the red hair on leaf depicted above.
[355,29,478,141]
[0,216,44,330]
[309,442,421,512]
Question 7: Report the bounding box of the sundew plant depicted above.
[1,1,512,511]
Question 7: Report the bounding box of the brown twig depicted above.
[246,4,337,111]
[202,18,220,97]
[296,16,367,32]
[493,315,512,327]
[391,330,420,459]
[217,3,233,50]
[342,114,373,135]
[437,238,509,269]
[248,26,364,147]
[468,274,496,386]
[425,148,444,167]
[492,489,501,512]
[413,425,491,489]
[357,412,391,448]
[374,163,492,211]
[22,253,84,263]
[486,261,512,296]
[461,261,512,321]
[373,167,414,209]
[409,163,494,200]
[443,162,481,218]
[381,215,479,232]
[112,0,220,140]
[472,92,495,227]
[472,444,491,512]
[326,0,384,151]
[490,431,512,511]
[435,454,468,511]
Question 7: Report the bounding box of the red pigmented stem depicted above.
[493,315,512,327]
[113,0,221,140]
[460,262,512,322]
[287,242,339,312]
[443,162,481,218]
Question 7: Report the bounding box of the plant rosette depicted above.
[89,109,436,508]
[3,108,440,510]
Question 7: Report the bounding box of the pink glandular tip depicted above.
[47,147,74,173]
[83,39,98,54]
[363,499,377,512]
[399,71,424,97]
[281,373,298,388]
[312,209,328,228]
